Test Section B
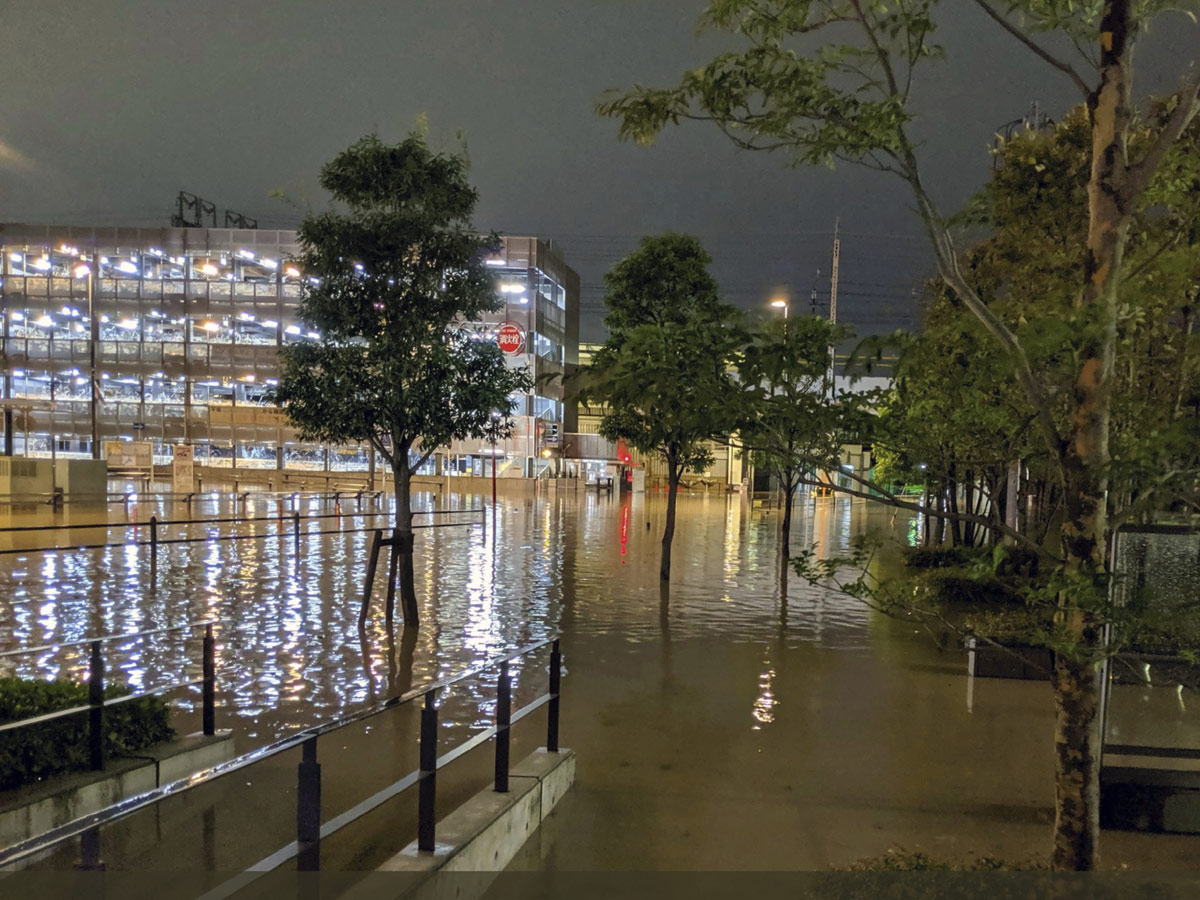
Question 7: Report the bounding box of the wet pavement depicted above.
[0,487,1198,872]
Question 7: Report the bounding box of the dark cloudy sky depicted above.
[2,1,1196,340]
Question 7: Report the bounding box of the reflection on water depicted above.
[0,491,885,747]
[3,490,1200,871]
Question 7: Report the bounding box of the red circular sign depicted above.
[497,322,524,355]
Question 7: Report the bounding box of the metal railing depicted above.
[0,488,379,508]
[0,504,485,559]
[0,637,564,884]
[0,621,217,772]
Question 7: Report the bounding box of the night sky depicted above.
[2,1,1195,341]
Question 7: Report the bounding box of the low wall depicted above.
[0,731,234,851]
[346,747,574,900]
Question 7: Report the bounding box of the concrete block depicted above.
[0,731,234,851]
[348,748,575,900]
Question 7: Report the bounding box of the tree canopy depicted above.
[273,130,531,622]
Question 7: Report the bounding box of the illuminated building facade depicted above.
[0,225,579,477]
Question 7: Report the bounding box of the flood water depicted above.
[1,486,1198,875]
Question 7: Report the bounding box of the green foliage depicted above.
[737,314,851,492]
[0,677,173,790]
[600,232,729,334]
[901,545,980,569]
[271,131,532,477]
[599,1,941,170]
[586,234,742,477]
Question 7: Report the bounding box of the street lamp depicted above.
[770,297,789,319]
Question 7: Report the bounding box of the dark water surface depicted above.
[0,488,1197,873]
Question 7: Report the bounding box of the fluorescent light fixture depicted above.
[499,283,525,294]
[9,312,22,321]
[8,252,22,262]
[201,263,219,276]
[262,319,278,328]
[35,314,53,327]
[237,249,256,260]
[117,261,138,275]
[306,331,320,340]
[261,258,278,269]
[285,266,300,278]
[484,258,506,267]
[73,263,91,278]
[285,325,301,335]
[32,257,51,271]
[201,320,220,333]
[118,319,139,330]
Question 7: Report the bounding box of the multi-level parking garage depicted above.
[0,225,579,478]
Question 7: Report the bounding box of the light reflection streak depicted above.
[0,493,916,752]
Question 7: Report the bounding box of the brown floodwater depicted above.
[0,487,1197,875]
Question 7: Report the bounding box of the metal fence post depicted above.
[149,515,158,570]
[88,641,105,771]
[495,661,511,793]
[418,691,438,851]
[202,623,216,736]
[293,510,301,555]
[76,825,104,871]
[547,639,561,753]
[296,737,321,871]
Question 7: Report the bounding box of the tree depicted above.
[598,0,1200,870]
[737,314,850,566]
[586,234,741,581]
[272,132,531,625]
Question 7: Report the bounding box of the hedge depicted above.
[0,676,173,791]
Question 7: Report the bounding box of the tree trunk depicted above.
[393,464,419,626]
[780,473,796,574]
[1049,0,1136,870]
[1051,653,1103,871]
[660,460,680,582]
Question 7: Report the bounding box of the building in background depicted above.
[0,225,579,479]
[572,342,743,489]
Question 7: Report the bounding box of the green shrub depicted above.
[902,545,980,569]
[0,676,173,790]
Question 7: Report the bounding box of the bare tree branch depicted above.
[971,0,1093,98]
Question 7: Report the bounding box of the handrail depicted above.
[0,505,485,558]
[0,620,214,659]
[0,505,481,534]
[0,489,371,507]
[0,636,562,870]
[0,678,205,734]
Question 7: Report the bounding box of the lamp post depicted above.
[770,297,789,319]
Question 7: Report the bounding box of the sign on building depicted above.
[105,441,153,470]
[172,444,195,494]
[497,322,525,355]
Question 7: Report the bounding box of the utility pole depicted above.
[827,220,841,398]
